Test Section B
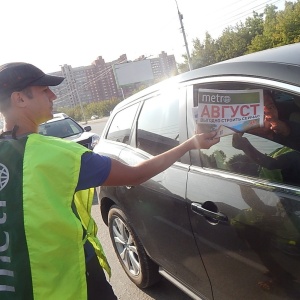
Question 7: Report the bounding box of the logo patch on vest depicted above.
[0,164,9,191]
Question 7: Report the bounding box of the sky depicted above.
[1,0,287,74]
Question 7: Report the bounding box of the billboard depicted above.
[113,60,154,86]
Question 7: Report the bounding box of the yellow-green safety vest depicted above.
[0,133,110,300]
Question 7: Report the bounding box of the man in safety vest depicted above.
[0,62,219,300]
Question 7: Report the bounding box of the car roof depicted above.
[116,43,300,110]
[40,113,69,125]
[52,113,69,119]
[180,42,300,86]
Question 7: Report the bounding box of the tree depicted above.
[215,11,264,61]
[178,1,300,72]
[192,33,218,68]
[215,24,247,62]
[227,154,259,176]
[248,5,279,53]
[276,1,300,45]
[178,33,218,72]
[61,98,120,121]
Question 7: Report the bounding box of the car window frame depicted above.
[129,85,187,163]
[38,117,84,138]
[185,76,300,193]
[104,102,141,145]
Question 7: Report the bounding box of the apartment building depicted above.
[151,51,178,80]
[50,52,178,109]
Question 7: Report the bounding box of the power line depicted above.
[208,0,284,36]
[162,0,285,62]
[207,0,260,17]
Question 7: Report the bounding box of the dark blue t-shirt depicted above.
[76,152,112,191]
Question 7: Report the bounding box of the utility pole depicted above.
[175,0,192,71]
[74,80,87,124]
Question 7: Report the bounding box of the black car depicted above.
[93,43,300,299]
[39,113,100,150]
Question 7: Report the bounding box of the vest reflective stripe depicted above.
[74,189,111,277]
[23,134,89,299]
[259,146,294,182]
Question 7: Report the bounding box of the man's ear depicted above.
[11,92,26,108]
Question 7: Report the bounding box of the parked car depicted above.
[93,43,300,300]
[91,114,99,120]
[39,113,100,150]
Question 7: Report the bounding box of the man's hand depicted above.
[247,117,290,138]
[232,133,251,151]
[266,118,290,136]
[189,131,219,149]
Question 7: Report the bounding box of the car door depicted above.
[116,86,213,299]
[186,79,300,300]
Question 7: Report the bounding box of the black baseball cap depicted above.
[0,62,64,100]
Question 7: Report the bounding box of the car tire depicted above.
[108,205,161,288]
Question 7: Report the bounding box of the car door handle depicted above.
[126,185,134,190]
[191,203,228,223]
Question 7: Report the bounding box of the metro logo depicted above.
[0,200,15,293]
[201,94,231,103]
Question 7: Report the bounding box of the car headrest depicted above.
[289,97,300,123]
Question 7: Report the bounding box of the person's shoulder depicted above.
[30,133,89,153]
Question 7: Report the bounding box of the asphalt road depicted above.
[88,118,192,299]
[80,116,109,136]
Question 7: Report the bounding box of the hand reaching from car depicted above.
[232,133,251,151]
[265,116,290,137]
[245,111,290,139]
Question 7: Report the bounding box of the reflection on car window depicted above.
[190,86,300,187]
[246,91,300,152]
[106,103,139,144]
[198,133,300,186]
[137,94,179,156]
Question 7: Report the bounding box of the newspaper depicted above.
[193,89,264,137]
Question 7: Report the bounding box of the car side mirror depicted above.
[84,126,91,132]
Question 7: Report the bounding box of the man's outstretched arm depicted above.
[103,132,219,186]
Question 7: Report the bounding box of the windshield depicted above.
[38,118,83,138]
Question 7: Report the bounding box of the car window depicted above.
[39,118,83,138]
[106,103,139,144]
[189,85,300,188]
[137,94,179,156]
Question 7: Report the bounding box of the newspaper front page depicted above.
[193,89,264,137]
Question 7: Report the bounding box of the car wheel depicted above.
[108,205,160,288]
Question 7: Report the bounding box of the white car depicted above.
[39,113,100,150]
